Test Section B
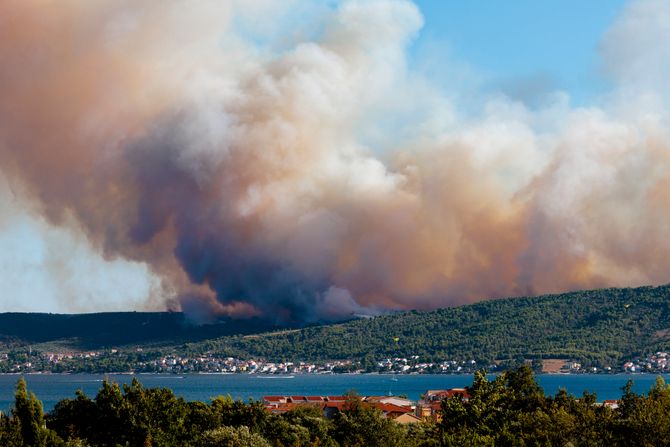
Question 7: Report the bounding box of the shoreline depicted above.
[1,371,668,376]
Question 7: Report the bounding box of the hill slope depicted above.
[0,312,282,349]
[185,285,670,367]
[2,285,670,368]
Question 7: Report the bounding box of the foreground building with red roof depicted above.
[416,388,470,422]
[262,394,415,420]
[262,388,470,422]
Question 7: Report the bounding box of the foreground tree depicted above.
[12,378,62,447]
[0,411,23,447]
[200,426,270,447]
[330,391,410,447]
[5,368,670,446]
[439,366,616,446]
[611,376,670,446]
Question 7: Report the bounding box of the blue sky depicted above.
[412,0,629,105]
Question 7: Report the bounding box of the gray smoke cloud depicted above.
[1,0,670,322]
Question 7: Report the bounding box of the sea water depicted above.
[1,373,668,413]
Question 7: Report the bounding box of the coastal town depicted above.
[1,349,669,375]
[260,388,472,424]
[260,387,622,424]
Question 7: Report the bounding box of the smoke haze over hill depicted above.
[1,0,670,322]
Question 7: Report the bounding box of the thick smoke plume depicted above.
[1,0,670,322]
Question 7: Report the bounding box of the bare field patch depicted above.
[542,359,567,373]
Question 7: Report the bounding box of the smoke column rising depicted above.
[1,0,669,322]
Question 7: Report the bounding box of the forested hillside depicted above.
[0,312,281,349]
[2,285,670,369]
[187,285,670,367]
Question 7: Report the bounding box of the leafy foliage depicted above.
[1,369,670,446]
[0,312,283,349]
[185,285,670,367]
[2,285,670,372]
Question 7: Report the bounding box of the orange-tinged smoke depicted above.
[1,0,670,321]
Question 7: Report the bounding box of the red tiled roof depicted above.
[426,389,470,400]
[326,396,347,401]
[325,402,347,410]
[263,396,285,402]
[372,403,413,414]
[447,389,470,399]
[306,396,324,401]
[265,402,305,413]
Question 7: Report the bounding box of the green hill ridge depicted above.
[2,285,670,370]
[184,284,670,367]
[0,312,282,349]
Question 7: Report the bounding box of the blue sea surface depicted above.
[1,373,668,413]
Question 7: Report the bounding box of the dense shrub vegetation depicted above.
[0,313,280,348]
[2,367,670,446]
[3,285,670,372]
[188,285,670,367]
